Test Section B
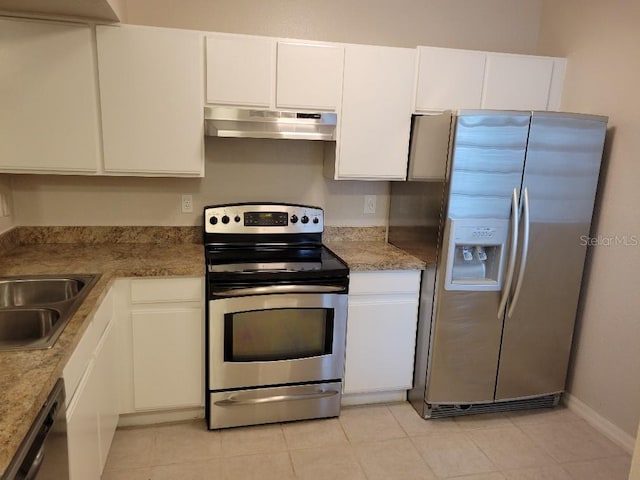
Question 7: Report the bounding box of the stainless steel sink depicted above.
[0,274,99,351]
[0,278,85,307]
[0,308,60,345]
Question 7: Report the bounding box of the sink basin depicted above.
[0,274,99,351]
[0,278,85,307]
[0,308,60,348]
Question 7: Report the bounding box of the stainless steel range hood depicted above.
[204,106,337,141]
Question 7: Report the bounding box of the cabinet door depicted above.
[131,307,203,410]
[206,34,275,107]
[415,47,486,112]
[482,54,554,110]
[0,18,100,173]
[67,360,101,480]
[96,24,204,176]
[94,320,119,472]
[336,45,415,180]
[276,42,344,111]
[344,299,419,394]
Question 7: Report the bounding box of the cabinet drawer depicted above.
[349,270,420,296]
[130,277,203,304]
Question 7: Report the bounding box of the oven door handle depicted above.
[214,389,340,406]
[211,285,345,297]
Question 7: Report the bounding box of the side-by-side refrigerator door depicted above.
[495,112,607,401]
[425,111,530,405]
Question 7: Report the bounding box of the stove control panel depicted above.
[204,203,324,234]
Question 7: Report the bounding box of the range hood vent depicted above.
[204,106,337,141]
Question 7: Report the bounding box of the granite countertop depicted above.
[326,240,428,271]
[323,226,435,271]
[0,225,435,475]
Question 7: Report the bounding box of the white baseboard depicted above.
[118,407,205,427]
[341,390,407,406]
[563,393,636,454]
[116,391,409,427]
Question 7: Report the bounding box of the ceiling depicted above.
[0,0,121,22]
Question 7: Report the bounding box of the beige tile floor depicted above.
[102,402,632,480]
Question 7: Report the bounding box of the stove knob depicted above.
[234,215,241,223]
[301,215,309,224]
[312,217,319,224]
[290,215,298,224]
[221,215,230,224]
[209,216,218,225]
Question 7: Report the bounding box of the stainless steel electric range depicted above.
[203,203,349,430]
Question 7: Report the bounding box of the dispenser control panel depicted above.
[445,218,509,292]
[453,225,503,244]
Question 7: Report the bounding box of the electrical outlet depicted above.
[364,195,376,214]
[181,194,193,213]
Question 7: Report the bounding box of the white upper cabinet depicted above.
[276,42,344,111]
[415,46,566,113]
[206,35,343,111]
[0,18,100,174]
[96,24,205,176]
[332,44,416,180]
[415,46,486,112]
[206,34,275,107]
[482,53,555,111]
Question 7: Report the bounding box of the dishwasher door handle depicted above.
[22,445,45,480]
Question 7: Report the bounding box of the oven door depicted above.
[208,292,347,390]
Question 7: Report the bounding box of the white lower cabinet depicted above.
[64,287,118,480]
[343,270,421,398]
[117,277,204,415]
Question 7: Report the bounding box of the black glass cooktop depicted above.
[205,245,348,284]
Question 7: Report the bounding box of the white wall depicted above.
[538,0,640,438]
[10,0,544,227]
[124,0,542,53]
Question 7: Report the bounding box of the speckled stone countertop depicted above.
[326,241,428,271]
[324,226,433,271]
[0,225,433,475]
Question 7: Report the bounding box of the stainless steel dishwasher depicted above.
[2,379,69,480]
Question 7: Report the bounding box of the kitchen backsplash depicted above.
[0,225,387,258]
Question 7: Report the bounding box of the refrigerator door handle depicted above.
[497,188,520,319]
[508,187,531,318]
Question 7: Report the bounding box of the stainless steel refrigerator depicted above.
[389,110,608,418]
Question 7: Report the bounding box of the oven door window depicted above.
[225,308,334,362]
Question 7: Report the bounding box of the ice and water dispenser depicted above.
[444,219,509,291]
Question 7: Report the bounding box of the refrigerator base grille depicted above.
[424,394,561,419]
